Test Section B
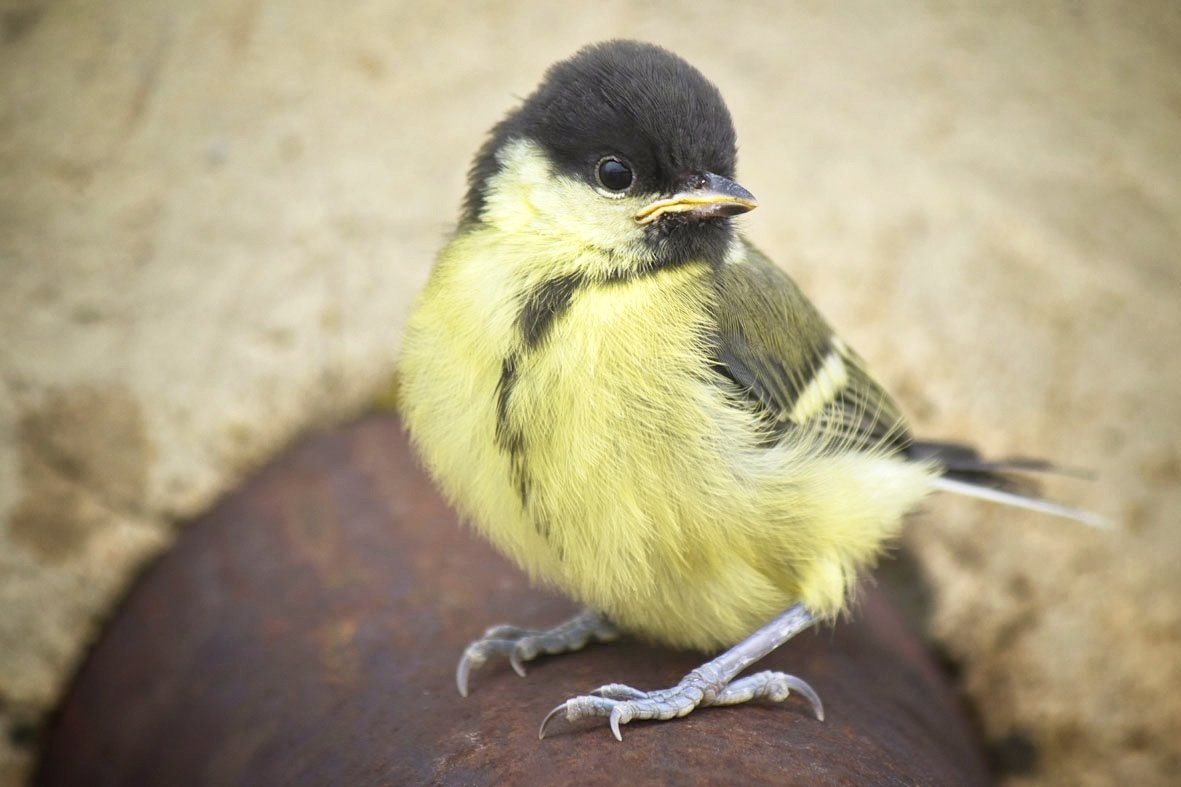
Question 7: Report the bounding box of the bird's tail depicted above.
[910,440,1112,529]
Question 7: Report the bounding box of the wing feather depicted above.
[710,242,911,455]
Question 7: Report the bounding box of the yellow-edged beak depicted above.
[634,172,758,225]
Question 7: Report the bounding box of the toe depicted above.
[591,683,646,700]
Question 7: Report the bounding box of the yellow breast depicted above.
[400,230,933,650]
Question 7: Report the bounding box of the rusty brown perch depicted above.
[37,414,988,786]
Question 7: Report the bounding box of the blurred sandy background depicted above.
[1,1,1178,784]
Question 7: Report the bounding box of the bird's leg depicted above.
[456,608,618,696]
[539,603,822,741]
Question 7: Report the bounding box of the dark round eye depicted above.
[595,156,634,193]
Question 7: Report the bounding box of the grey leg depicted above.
[538,603,822,740]
[456,609,618,696]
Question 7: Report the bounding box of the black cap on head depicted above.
[463,41,740,227]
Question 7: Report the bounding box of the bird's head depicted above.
[463,41,755,279]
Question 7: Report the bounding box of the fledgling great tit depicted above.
[399,40,1105,741]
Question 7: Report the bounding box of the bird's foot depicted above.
[456,609,618,696]
[538,665,823,741]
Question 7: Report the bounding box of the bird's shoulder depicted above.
[708,240,911,454]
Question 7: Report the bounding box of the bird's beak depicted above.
[634,173,758,225]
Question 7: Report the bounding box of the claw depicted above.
[456,639,529,696]
[609,706,626,741]
[455,647,479,697]
[538,702,569,740]
[785,674,824,721]
[509,649,528,678]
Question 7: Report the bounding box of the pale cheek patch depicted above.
[480,140,552,232]
[537,177,645,250]
[480,139,649,270]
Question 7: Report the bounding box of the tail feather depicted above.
[908,439,1092,483]
[929,476,1112,529]
[913,439,1112,529]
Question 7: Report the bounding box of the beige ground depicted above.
[1,1,1178,784]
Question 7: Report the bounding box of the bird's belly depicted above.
[499,272,810,648]
[522,374,930,649]
[403,256,933,651]
[515,360,803,649]
[510,284,933,648]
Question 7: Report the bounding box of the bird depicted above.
[397,40,1106,741]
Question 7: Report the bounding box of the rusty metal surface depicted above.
[36,414,988,786]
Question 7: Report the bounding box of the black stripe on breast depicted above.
[517,273,584,348]
[494,353,530,503]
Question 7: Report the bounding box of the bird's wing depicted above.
[708,242,1111,528]
[709,241,911,455]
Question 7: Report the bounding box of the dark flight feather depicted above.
[906,439,1088,495]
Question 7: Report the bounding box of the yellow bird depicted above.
[399,40,1105,740]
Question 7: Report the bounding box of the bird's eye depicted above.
[595,156,634,193]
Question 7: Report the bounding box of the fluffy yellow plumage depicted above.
[399,41,1099,739]
[402,139,934,648]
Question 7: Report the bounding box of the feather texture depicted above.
[711,244,912,456]
[400,141,936,650]
[399,41,1101,659]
